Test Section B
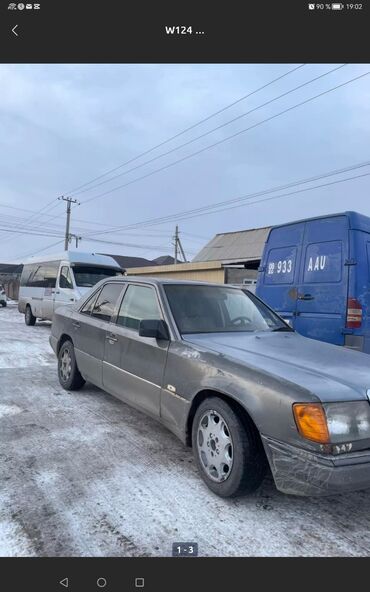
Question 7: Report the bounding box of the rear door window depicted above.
[264,247,296,285]
[116,284,161,331]
[80,290,100,316]
[303,241,342,284]
[91,283,124,322]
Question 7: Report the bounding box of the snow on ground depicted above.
[0,518,36,557]
[0,404,23,418]
[0,302,54,369]
[1,303,370,557]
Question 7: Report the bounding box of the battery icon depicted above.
[332,3,344,8]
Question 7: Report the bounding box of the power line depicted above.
[139,171,370,225]
[0,198,59,238]
[80,236,184,253]
[186,171,370,221]
[0,201,176,237]
[16,239,65,260]
[7,173,369,261]
[73,65,344,198]
[0,210,191,243]
[86,158,370,237]
[88,171,370,233]
[0,198,64,246]
[8,157,367,247]
[65,64,306,197]
[0,227,64,238]
[80,69,369,208]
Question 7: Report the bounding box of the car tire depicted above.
[58,340,85,391]
[192,397,266,498]
[25,305,36,326]
[1,301,6,307]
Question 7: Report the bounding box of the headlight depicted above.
[293,401,370,445]
[324,402,370,443]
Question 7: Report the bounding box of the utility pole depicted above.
[174,225,179,264]
[58,196,80,251]
[69,234,82,248]
[173,225,187,263]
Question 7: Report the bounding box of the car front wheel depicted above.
[58,340,85,391]
[192,397,266,498]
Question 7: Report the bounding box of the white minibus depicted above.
[18,251,123,325]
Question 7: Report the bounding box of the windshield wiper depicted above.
[271,326,293,332]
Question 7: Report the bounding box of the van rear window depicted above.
[264,247,296,285]
[303,241,342,283]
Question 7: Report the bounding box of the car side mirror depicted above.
[139,319,170,340]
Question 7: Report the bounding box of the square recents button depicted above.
[135,578,145,588]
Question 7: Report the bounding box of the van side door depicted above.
[35,260,59,320]
[257,222,304,325]
[294,216,349,346]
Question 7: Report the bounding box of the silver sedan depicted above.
[50,277,370,497]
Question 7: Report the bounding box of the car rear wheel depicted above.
[58,340,85,391]
[25,305,36,326]
[192,397,266,497]
[1,301,6,307]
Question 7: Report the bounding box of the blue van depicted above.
[256,211,370,353]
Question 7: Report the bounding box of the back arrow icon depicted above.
[59,578,69,588]
[12,25,18,37]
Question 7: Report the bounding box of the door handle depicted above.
[297,293,314,301]
[106,334,118,343]
[72,321,80,329]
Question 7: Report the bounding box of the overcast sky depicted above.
[0,63,369,263]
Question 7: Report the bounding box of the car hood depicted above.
[183,331,370,402]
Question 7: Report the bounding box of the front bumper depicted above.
[262,435,370,496]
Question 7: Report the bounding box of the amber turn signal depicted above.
[293,403,330,444]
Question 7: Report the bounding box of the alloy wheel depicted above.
[60,348,72,382]
[197,410,234,483]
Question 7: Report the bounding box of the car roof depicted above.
[110,276,238,289]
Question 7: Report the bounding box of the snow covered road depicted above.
[1,302,370,557]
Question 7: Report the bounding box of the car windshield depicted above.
[164,284,291,334]
[72,266,121,288]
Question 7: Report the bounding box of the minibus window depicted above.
[27,261,59,288]
[20,263,37,287]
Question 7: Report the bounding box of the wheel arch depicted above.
[57,333,74,354]
[186,388,261,447]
